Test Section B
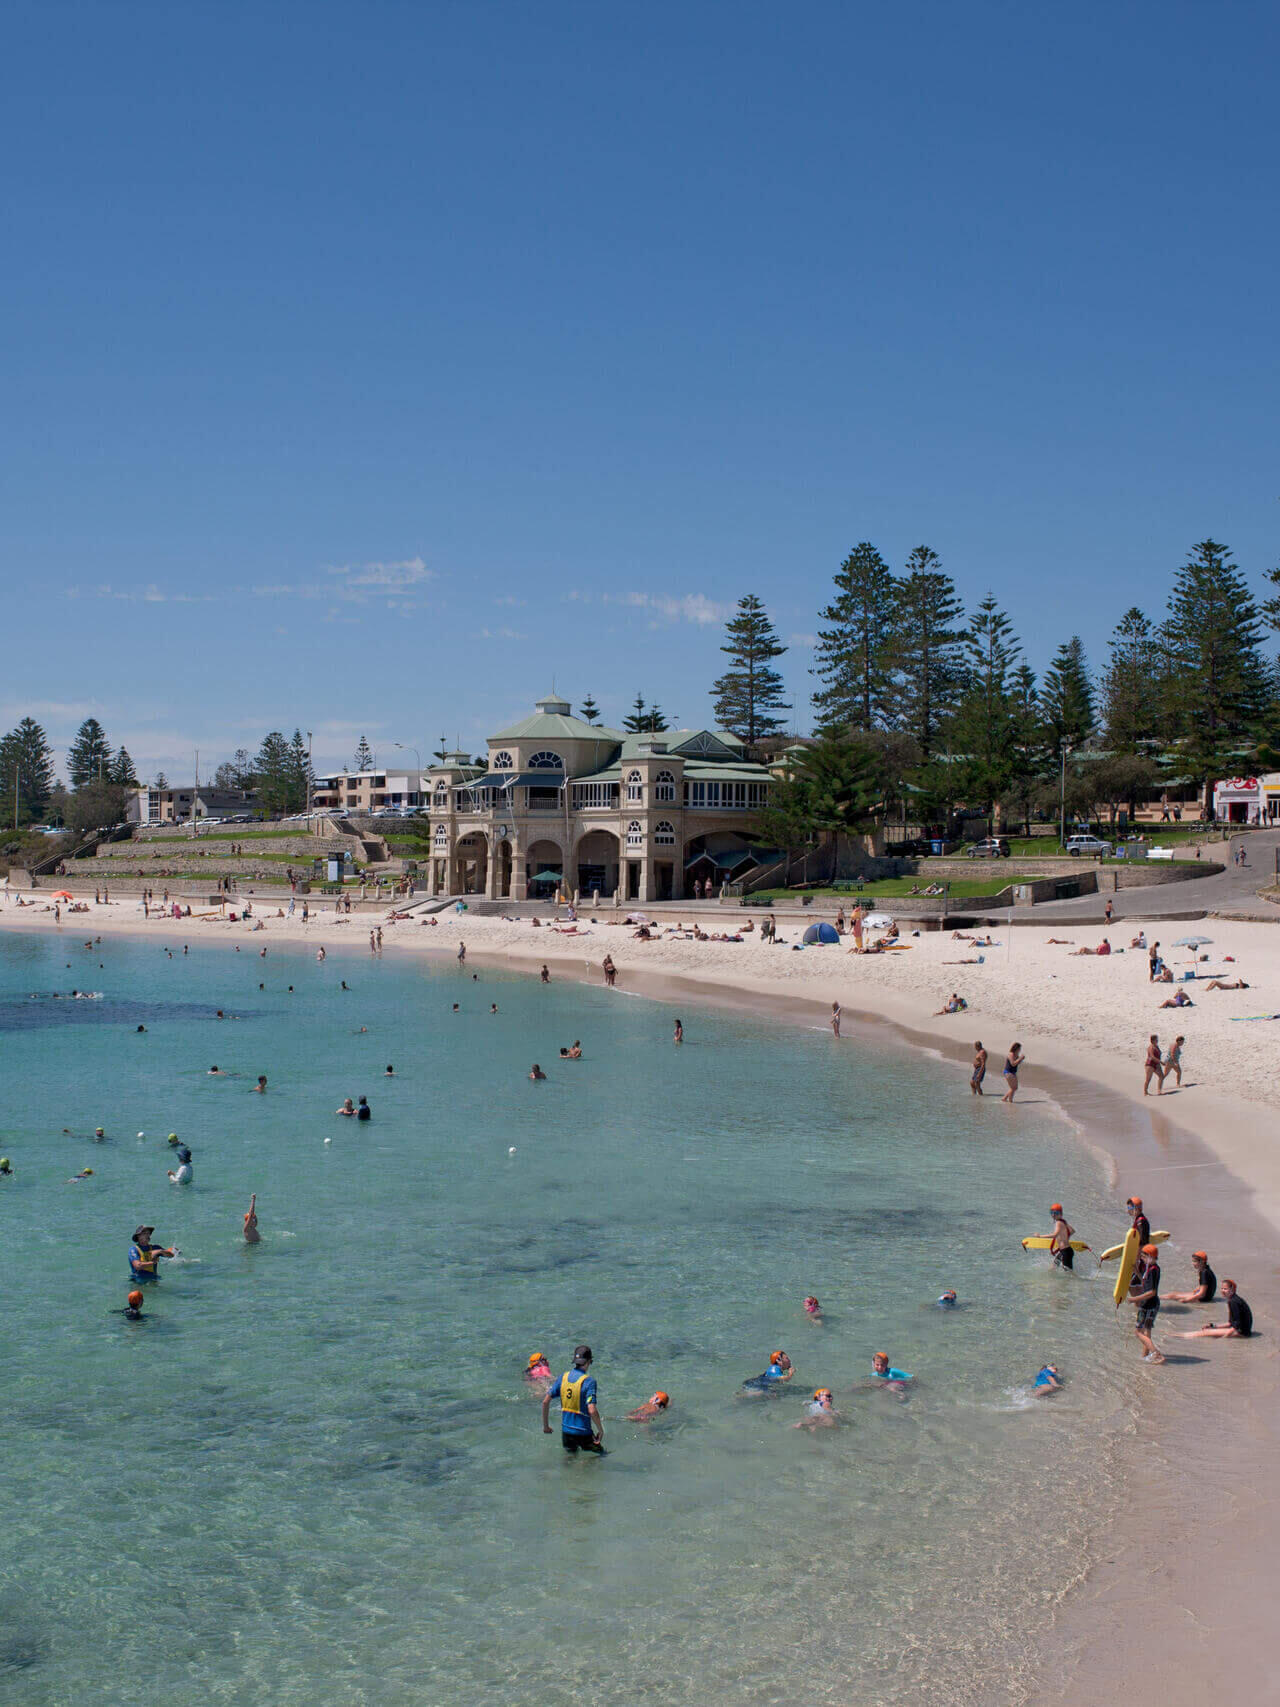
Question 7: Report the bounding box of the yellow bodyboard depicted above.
[1100,1230,1169,1262]
[1112,1228,1141,1307]
[1022,1236,1090,1252]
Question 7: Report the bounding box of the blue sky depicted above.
[2,2,1277,780]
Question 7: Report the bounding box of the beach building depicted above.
[1213,774,1280,825]
[310,768,425,814]
[419,694,777,901]
[127,783,260,825]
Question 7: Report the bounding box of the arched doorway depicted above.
[575,829,620,902]
[453,833,487,896]
[525,838,563,900]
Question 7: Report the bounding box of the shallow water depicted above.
[0,929,1137,1705]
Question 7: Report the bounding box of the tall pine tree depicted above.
[353,736,374,772]
[288,730,313,813]
[889,548,967,757]
[1040,637,1096,750]
[0,718,56,823]
[1101,608,1162,753]
[1160,540,1266,797]
[622,696,669,734]
[578,694,601,724]
[947,595,1022,811]
[811,543,896,733]
[109,747,138,786]
[255,732,293,814]
[710,595,790,743]
[66,718,113,788]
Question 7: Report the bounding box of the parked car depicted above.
[963,837,1011,859]
[1064,834,1112,857]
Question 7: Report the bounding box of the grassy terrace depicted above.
[750,876,1024,903]
[137,830,311,843]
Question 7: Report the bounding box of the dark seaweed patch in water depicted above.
[0,997,260,1032]
[0,1631,47,1674]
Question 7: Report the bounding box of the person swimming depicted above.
[626,1391,671,1422]
[525,1352,553,1384]
[1032,1363,1062,1393]
[936,1289,958,1308]
[803,1295,823,1320]
[243,1194,260,1243]
[0,1157,11,1177]
[740,1350,793,1394]
[67,1168,94,1182]
[793,1387,840,1430]
[871,1352,912,1384]
[118,1289,146,1322]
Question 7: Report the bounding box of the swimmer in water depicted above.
[167,1145,194,1185]
[208,1065,226,1075]
[356,1096,371,1121]
[243,1194,260,1243]
[936,1289,958,1308]
[871,1352,913,1388]
[93,1127,106,1142]
[793,1388,841,1430]
[341,980,350,991]
[336,1098,356,1117]
[67,1168,94,1182]
[252,1075,267,1093]
[118,1290,147,1321]
[803,1295,823,1321]
[739,1351,793,1395]
[0,1158,11,1176]
[1032,1363,1062,1394]
[525,1352,552,1385]
[384,1064,394,1076]
[529,1064,546,1081]
[626,1391,671,1422]
[490,1004,498,1015]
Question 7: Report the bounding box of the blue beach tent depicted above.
[802,921,840,945]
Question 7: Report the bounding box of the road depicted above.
[985,831,1280,923]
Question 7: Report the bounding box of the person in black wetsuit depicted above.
[356,1097,371,1121]
[1166,1251,1216,1304]
[1126,1197,1151,1248]
[1178,1279,1253,1339]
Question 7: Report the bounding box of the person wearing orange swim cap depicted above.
[1125,1197,1151,1248]
[794,1386,840,1430]
[120,1290,146,1322]
[525,1352,552,1384]
[1129,1242,1164,1364]
[1166,1251,1216,1305]
[739,1351,793,1396]
[1049,1202,1076,1272]
[626,1391,671,1422]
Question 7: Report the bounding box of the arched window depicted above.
[434,778,449,791]
[491,750,515,771]
[626,820,643,848]
[654,769,676,802]
[626,769,643,802]
[434,822,448,845]
[527,750,563,770]
[654,821,675,846]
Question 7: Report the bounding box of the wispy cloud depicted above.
[64,583,214,604]
[473,626,527,641]
[327,556,432,594]
[598,591,729,626]
[493,595,526,607]
[789,632,818,647]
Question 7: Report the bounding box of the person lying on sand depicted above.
[1205,979,1249,990]
[1159,990,1194,1009]
[1046,938,1074,945]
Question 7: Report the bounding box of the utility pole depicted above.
[1059,741,1072,850]
[306,731,313,830]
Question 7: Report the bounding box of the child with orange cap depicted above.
[1129,1243,1165,1363]
[118,1290,146,1321]
[794,1388,841,1430]
[626,1391,671,1422]
[1165,1251,1216,1304]
[739,1351,793,1395]
[524,1352,553,1385]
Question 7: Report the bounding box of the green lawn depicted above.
[1002,827,1212,857]
[750,876,1021,902]
[137,829,306,843]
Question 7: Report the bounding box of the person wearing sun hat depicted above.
[1129,1243,1165,1363]
[1165,1251,1217,1305]
[128,1224,175,1282]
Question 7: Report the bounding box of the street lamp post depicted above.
[306,731,313,832]
[394,742,422,808]
[1059,740,1072,850]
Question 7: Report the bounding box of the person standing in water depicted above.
[243,1194,260,1243]
[1048,1203,1075,1271]
[673,1018,683,1045]
[830,1002,841,1038]
[1000,1043,1023,1103]
[971,1041,987,1096]
[542,1345,604,1454]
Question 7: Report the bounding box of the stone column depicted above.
[484,834,500,900]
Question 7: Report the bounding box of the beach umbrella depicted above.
[1171,935,1212,948]
[51,890,74,899]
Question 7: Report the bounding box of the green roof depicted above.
[490,711,624,742]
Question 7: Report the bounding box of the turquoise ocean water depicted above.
[0,929,1135,1706]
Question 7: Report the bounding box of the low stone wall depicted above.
[1110,861,1225,889]
[121,833,327,857]
[66,857,310,882]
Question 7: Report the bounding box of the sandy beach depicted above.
[5,890,1278,1702]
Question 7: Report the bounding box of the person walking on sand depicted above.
[1000,1042,1023,1103]
[970,1041,987,1095]
[1143,1035,1164,1096]
[1104,898,1114,925]
[1129,1243,1165,1363]
[1164,1035,1185,1089]
[831,1001,841,1038]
